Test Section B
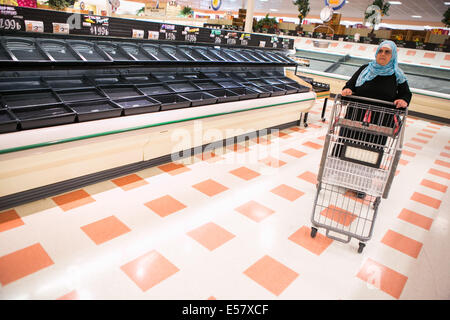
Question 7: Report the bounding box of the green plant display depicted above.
[255,14,278,30]
[46,0,75,10]
[443,8,450,27]
[137,6,145,16]
[293,0,310,25]
[180,6,194,17]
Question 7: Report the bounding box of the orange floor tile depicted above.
[243,255,299,296]
[0,99,448,300]
[0,243,54,286]
[81,216,131,245]
[52,189,95,212]
[187,222,235,251]
[235,200,275,223]
[356,258,408,299]
[381,230,423,258]
[288,226,333,256]
[120,250,179,292]
[0,209,24,233]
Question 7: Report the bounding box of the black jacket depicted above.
[343,64,412,105]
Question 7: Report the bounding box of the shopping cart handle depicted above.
[340,95,395,108]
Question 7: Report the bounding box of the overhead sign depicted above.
[324,0,346,10]
[211,0,221,11]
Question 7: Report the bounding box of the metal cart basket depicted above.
[310,95,408,253]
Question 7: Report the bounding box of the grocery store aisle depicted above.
[0,99,449,300]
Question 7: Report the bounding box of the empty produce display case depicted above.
[0,31,307,132]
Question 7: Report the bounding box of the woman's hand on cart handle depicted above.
[342,88,352,96]
[394,99,408,108]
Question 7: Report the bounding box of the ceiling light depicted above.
[388,1,402,4]
[270,9,278,12]
[445,1,450,4]
[411,15,422,18]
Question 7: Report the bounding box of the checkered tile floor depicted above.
[0,99,449,300]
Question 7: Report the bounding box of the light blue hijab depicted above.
[356,40,407,87]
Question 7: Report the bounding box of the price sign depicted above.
[160,24,177,41]
[0,18,22,31]
[53,23,69,34]
[132,29,144,39]
[240,33,251,46]
[83,15,109,36]
[182,27,199,43]
[25,20,44,33]
[225,32,238,45]
[148,31,159,40]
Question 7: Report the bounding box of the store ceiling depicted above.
[171,0,448,23]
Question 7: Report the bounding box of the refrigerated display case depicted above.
[0,30,315,210]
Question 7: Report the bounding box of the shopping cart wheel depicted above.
[311,227,318,238]
[358,242,366,254]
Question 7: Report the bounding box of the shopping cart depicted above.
[310,94,408,253]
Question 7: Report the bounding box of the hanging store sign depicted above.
[324,0,346,10]
[211,0,221,11]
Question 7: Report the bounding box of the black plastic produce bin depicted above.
[141,44,175,61]
[282,82,311,93]
[242,84,271,98]
[91,75,128,85]
[232,72,258,81]
[272,84,298,95]
[2,37,49,61]
[97,42,134,61]
[113,96,161,115]
[0,77,48,92]
[44,76,93,89]
[137,83,174,96]
[99,85,143,99]
[275,77,297,84]
[228,87,259,100]
[260,85,286,97]
[262,70,284,77]
[216,80,243,89]
[206,89,239,103]
[0,109,18,133]
[179,92,217,106]
[68,41,111,61]
[121,74,159,85]
[166,81,200,93]
[120,43,158,61]
[194,47,225,62]
[38,39,81,61]
[0,43,12,61]
[12,103,76,130]
[160,45,193,61]
[249,80,269,88]
[150,94,191,111]
[56,88,107,103]
[262,78,284,85]
[178,46,211,61]
[191,80,222,90]
[2,89,61,108]
[68,100,123,122]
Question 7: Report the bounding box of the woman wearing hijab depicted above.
[335,40,412,198]
[341,40,411,106]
